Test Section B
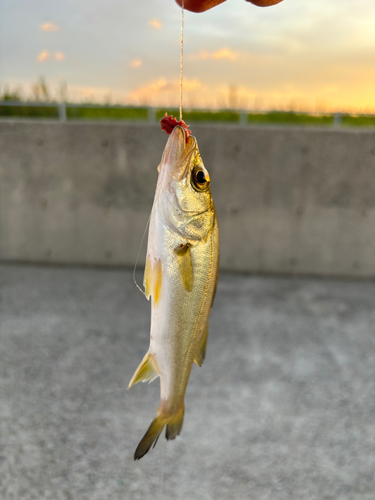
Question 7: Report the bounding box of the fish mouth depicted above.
[161,126,197,181]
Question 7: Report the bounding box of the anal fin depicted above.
[194,322,209,367]
[128,352,158,388]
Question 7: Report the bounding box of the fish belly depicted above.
[149,218,218,413]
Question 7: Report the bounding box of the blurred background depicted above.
[1,1,375,499]
[1,0,375,123]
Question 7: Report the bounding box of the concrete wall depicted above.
[0,119,374,277]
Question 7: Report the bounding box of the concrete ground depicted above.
[1,264,375,500]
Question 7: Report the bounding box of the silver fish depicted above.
[129,125,219,460]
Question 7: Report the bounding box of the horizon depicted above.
[1,0,375,114]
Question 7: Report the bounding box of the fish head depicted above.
[157,126,215,240]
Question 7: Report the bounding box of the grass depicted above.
[246,112,334,127]
[1,103,375,128]
[66,106,148,121]
[341,115,375,127]
[0,104,59,119]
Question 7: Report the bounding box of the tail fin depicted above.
[134,405,185,460]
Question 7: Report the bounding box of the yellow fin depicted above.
[165,405,185,440]
[211,262,219,308]
[153,259,162,305]
[134,405,184,460]
[143,255,152,300]
[144,256,162,303]
[175,243,194,292]
[195,322,209,367]
[134,412,167,460]
[128,352,158,388]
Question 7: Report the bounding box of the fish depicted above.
[129,123,219,460]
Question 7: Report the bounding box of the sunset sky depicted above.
[1,0,375,112]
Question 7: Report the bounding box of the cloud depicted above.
[37,50,50,62]
[189,48,239,61]
[41,22,59,32]
[149,18,163,30]
[129,77,201,104]
[129,59,143,68]
[54,52,66,61]
[36,51,65,62]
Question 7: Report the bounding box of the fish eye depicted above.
[192,166,210,192]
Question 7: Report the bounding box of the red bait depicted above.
[160,113,191,143]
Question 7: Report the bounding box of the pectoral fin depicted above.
[194,322,209,367]
[128,352,159,388]
[175,243,194,292]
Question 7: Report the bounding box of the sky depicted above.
[1,0,375,112]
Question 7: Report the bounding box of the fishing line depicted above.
[135,2,184,296]
[179,0,185,121]
[133,213,151,298]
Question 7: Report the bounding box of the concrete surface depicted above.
[1,120,375,277]
[1,263,375,500]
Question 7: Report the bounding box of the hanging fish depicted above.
[129,115,219,460]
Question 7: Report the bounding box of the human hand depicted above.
[175,0,284,13]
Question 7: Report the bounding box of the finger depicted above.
[175,0,226,13]
[175,0,283,11]
[246,0,283,6]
